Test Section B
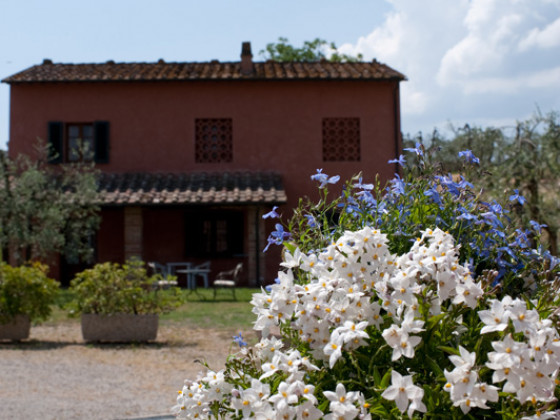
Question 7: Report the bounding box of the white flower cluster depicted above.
[172,226,560,418]
[172,347,371,419]
[254,227,480,369]
[443,296,560,417]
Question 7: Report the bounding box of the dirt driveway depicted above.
[0,321,252,420]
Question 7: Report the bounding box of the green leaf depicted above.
[426,313,446,330]
[380,368,392,389]
[373,366,382,387]
[437,346,460,356]
[425,356,444,377]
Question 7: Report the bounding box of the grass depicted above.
[161,287,258,330]
[46,287,259,332]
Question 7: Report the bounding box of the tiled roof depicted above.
[97,172,286,206]
[2,59,406,84]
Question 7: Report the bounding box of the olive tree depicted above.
[0,145,100,265]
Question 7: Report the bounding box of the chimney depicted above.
[240,42,253,76]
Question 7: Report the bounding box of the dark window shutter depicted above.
[47,121,63,163]
[93,121,110,163]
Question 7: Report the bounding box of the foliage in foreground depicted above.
[172,148,560,419]
[67,259,182,316]
[173,228,560,419]
[0,262,59,323]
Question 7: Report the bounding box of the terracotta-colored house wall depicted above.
[8,79,400,210]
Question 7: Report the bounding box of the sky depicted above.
[1,0,559,150]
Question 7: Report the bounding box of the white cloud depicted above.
[401,85,429,115]
[437,1,528,85]
[519,16,560,50]
[338,12,403,62]
[337,0,560,135]
[463,66,560,94]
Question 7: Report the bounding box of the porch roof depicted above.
[97,172,287,206]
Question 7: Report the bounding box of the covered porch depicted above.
[62,172,286,287]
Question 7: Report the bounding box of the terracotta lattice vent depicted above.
[195,118,233,163]
[322,117,361,161]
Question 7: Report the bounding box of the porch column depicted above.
[124,206,143,260]
[247,206,265,287]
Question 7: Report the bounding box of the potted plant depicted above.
[0,262,59,341]
[67,259,181,343]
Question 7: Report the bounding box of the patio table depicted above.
[176,268,211,290]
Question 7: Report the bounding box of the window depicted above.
[67,124,94,162]
[195,118,233,163]
[322,117,361,161]
[48,121,110,164]
[185,211,244,257]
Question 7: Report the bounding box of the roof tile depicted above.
[2,59,405,84]
[97,172,286,206]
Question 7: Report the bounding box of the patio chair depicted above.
[147,262,178,289]
[212,262,243,300]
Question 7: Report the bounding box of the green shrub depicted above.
[0,262,59,323]
[67,259,182,316]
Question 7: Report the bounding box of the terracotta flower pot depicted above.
[81,313,158,343]
[0,314,31,341]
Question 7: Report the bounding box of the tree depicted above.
[0,144,100,266]
[405,110,560,255]
[259,37,363,62]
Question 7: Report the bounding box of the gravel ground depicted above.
[0,321,252,420]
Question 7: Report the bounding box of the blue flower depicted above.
[232,332,247,347]
[388,174,406,196]
[529,220,547,233]
[456,206,477,222]
[508,189,526,206]
[498,246,518,260]
[311,169,340,188]
[353,176,373,191]
[262,206,280,219]
[456,176,474,190]
[403,142,424,157]
[304,214,318,228]
[510,229,529,248]
[435,175,460,196]
[478,211,503,228]
[489,202,504,215]
[263,223,291,252]
[356,189,376,206]
[388,154,406,167]
[458,150,480,165]
[424,185,442,206]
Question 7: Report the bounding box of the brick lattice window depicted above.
[322,118,361,161]
[195,118,233,163]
